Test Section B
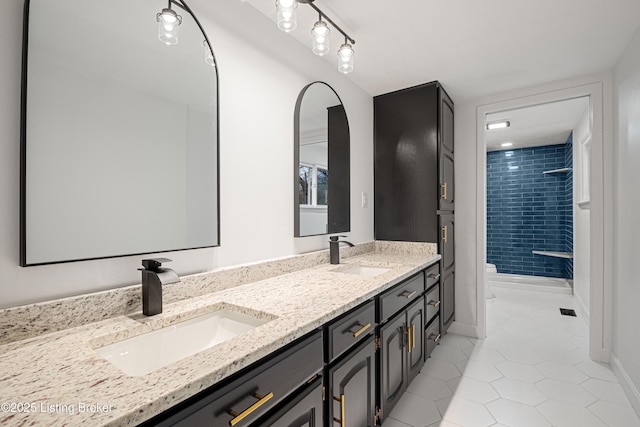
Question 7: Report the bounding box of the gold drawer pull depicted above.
[406,327,412,353]
[429,333,441,343]
[349,322,371,338]
[333,395,345,427]
[228,392,274,426]
[428,300,441,308]
[441,226,448,243]
[441,182,447,200]
[400,290,416,299]
[411,324,416,350]
[428,273,441,281]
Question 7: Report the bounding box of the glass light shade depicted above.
[203,40,215,66]
[276,0,297,32]
[156,8,182,45]
[337,43,354,74]
[311,20,330,56]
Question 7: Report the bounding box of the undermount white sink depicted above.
[96,310,269,376]
[338,265,391,277]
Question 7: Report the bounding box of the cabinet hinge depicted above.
[374,336,381,351]
[374,406,383,425]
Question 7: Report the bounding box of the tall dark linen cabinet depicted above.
[374,81,455,333]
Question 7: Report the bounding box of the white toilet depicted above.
[485,263,497,299]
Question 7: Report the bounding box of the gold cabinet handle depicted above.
[333,395,345,427]
[428,300,441,308]
[429,333,441,343]
[400,290,416,299]
[441,226,448,243]
[411,324,416,350]
[406,326,412,353]
[428,273,441,281]
[441,182,447,200]
[228,392,274,426]
[349,322,371,338]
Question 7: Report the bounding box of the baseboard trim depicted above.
[447,321,479,339]
[574,292,590,326]
[611,354,640,419]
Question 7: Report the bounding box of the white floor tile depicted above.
[587,400,640,426]
[439,334,476,351]
[388,392,441,427]
[458,360,503,382]
[574,360,618,382]
[535,361,589,384]
[537,400,607,427]
[533,347,588,366]
[382,416,412,427]
[463,346,506,365]
[498,346,544,365]
[440,396,496,427]
[494,360,545,383]
[486,398,551,427]
[581,378,633,405]
[407,374,453,401]
[422,358,461,382]
[491,377,548,406]
[425,420,463,427]
[430,344,469,364]
[535,378,597,407]
[451,376,500,404]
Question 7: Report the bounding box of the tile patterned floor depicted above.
[384,287,640,427]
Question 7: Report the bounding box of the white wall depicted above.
[573,111,591,318]
[0,0,373,308]
[612,25,640,413]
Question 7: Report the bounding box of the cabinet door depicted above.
[439,151,455,212]
[439,214,455,272]
[328,336,376,427]
[378,313,407,422]
[407,297,425,383]
[442,269,455,328]
[260,376,323,427]
[438,89,454,212]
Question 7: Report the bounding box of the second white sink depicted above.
[96,310,269,376]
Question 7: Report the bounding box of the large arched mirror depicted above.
[20,0,219,266]
[294,82,350,237]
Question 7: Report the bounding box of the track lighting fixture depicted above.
[276,0,356,73]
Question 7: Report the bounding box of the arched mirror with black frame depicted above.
[20,0,219,266]
[294,81,350,237]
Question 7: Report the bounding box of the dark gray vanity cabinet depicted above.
[143,331,323,427]
[424,263,442,360]
[374,81,455,335]
[439,213,455,330]
[376,272,427,424]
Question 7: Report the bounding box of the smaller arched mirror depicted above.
[294,82,350,237]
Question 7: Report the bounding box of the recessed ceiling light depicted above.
[487,121,510,130]
[501,142,513,147]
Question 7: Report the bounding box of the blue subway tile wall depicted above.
[487,137,574,279]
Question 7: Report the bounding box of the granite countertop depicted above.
[0,247,439,426]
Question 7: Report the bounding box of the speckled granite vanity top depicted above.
[0,242,438,426]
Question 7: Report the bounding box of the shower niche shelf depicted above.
[532,250,573,259]
[542,167,571,174]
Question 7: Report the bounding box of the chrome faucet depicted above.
[140,258,180,316]
[329,235,355,265]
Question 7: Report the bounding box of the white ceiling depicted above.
[244,0,640,101]
[485,96,590,151]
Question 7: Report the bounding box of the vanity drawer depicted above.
[425,263,441,289]
[425,284,440,324]
[425,316,441,359]
[152,330,323,427]
[326,300,375,362]
[378,272,424,322]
